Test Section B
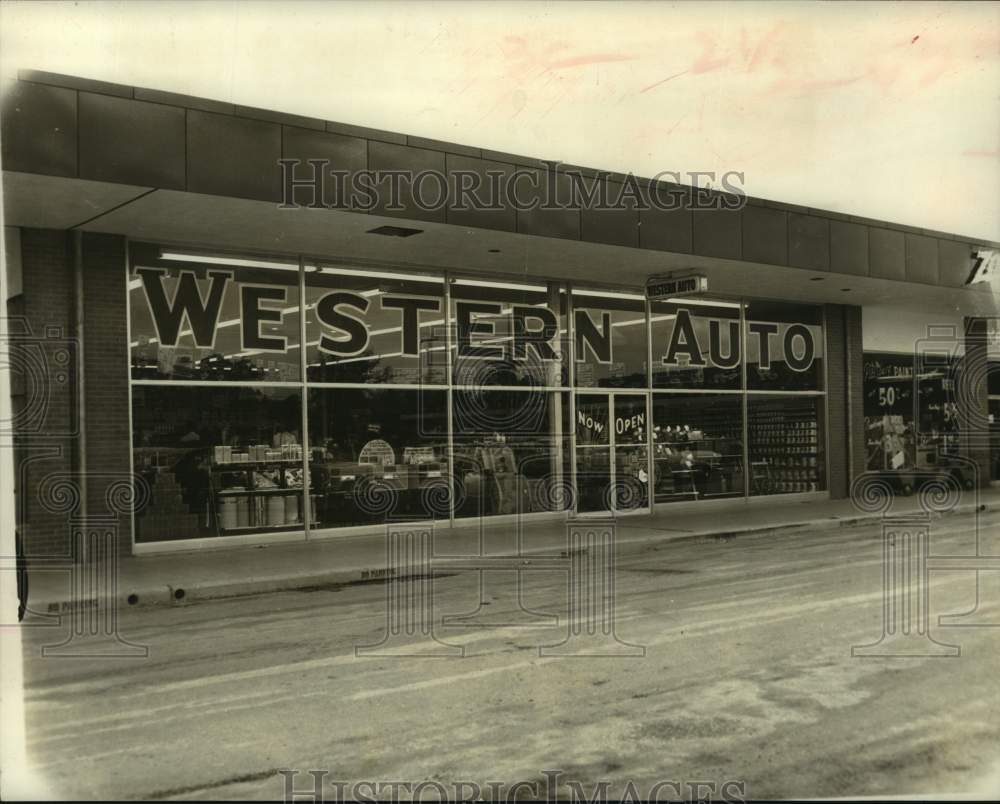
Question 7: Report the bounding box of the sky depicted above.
[1,0,998,242]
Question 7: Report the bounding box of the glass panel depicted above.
[614,395,649,511]
[652,394,744,503]
[916,354,961,463]
[131,386,305,543]
[990,399,1000,481]
[745,301,823,391]
[304,264,447,385]
[650,300,742,390]
[452,390,567,518]
[577,448,611,513]
[307,388,449,528]
[129,245,301,381]
[863,353,916,471]
[575,393,610,446]
[576,393,611,512]
[989,361,1000,396]
[450,280,567,388]
[572,292,647,388]
[748,395,825,495]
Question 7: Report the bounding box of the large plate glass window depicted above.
[452,389,569,518]
[748,395,826,495]
[744,301,823,391]
[652,393,744,502]
[650,300,743,390]
[304,264,447,385]
[307,388,449,529]
[449,279,568,389]
[131,385,305,543]
[129,244,301,382]
[863,353,916,471]
[572,290,647,388]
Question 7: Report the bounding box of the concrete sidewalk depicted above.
[27,488,1000,612]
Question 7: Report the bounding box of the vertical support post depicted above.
[741,301,750,499]
[645,297,654,514]
[299,255,311,538]
[568,283,578,515]
[444,272,456,528]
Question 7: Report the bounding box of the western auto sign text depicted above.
[134,269,817,371]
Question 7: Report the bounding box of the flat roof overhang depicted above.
[2,70,998,316]
[4,169,997,317]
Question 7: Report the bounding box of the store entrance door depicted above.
[574,392,651,515]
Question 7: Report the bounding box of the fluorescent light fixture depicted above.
[663,297,741,309]
[573,289,646,301]
[312,265,445,284]
[452,278,549,293]
[573,288,740,308]
[159,251,299,272]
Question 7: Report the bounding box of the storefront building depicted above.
[3,70,999,557]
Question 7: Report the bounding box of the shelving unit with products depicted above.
[209,443,305,534]
[652,400,745,501]
[748,400,824,494]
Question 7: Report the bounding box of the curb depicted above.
[29,500,993,613]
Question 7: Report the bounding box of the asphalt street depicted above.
[16,511,1000,800]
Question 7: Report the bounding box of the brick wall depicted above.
[824,303,865,499]
[11,228,76,559]
[81,232,133,555]
[11,228,133,561]
[846,305,866,484]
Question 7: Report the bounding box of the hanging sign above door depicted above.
[646,272,709,300]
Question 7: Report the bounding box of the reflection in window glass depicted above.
[572,291,647,388]
[450,280,567,388]
[745,301,823,391]
[452,390,568,517]
[650,300,742,390]
[305,265,447,385]
[652,394,744,502]
[131,386,305,543]
[129,244,301,382]
[307,388,449,528]
[748,396,825,495]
